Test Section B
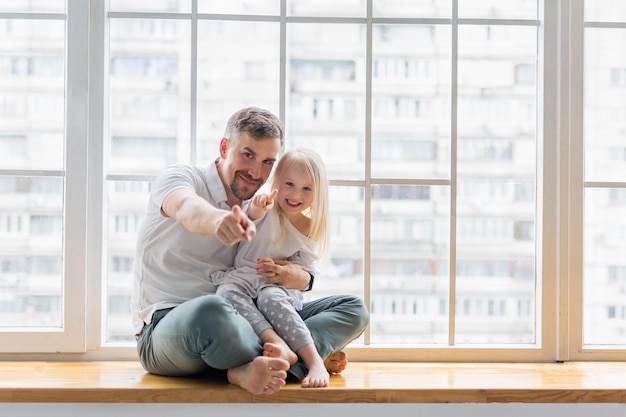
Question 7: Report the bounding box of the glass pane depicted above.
[287,0,366,18]
[371,24,451,179]
[455,179,536,344]
[196,20,280,168]
[370,185,450,344]
[584,188,626,346]
[0,1,64,12]
[105,180,152,343]
[373,0,451,18]
[584,28,626,183]
[305,185,365,343]
[455,25,537,344]
[109,0,190,13]
[199,0,279,15]
[109,19,191,174]
[585,0,626,22]
[0,176,63,328]
[287,23,366,181]
[458,0,537,19]
[0,19,65,170]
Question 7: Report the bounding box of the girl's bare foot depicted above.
[301,363,330,388]
[227,356,289,395]
[324,351,348,374]
[263,342,298,365]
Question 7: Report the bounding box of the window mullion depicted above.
[363,0,373,346]
[567,0,585,360]
[85,0,107,351]
[449,0,459,347]
[538,0,562,360]
[190,0,198,164]
[61,0,90,352]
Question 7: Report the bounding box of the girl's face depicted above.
[275,163,314,216]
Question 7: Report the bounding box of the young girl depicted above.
[211,147,331,388]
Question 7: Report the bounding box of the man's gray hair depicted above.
[224,107,285,147]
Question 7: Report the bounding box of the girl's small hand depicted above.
[256,258,306,288]
[256,257,283,285]
[264,189,278,210]
[252,189,278,212]
[256,256,276,275]
[249,189,278,220]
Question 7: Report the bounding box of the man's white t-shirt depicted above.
[130,162,238,334]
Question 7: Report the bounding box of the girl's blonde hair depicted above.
[272,148,330,259]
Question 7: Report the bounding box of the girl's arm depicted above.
[247,189,278,220]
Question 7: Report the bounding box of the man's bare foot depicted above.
[226,356,289,395]
[301,363,329,388]
[324,351,348,374]
[263,342,298,365]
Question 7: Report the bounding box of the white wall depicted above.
[1,403,626,417]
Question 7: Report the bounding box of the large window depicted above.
[0,0,624,362]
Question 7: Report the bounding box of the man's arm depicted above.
[162,188,256,246]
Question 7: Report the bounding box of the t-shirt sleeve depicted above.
[151,165,198,217]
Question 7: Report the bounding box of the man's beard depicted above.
[230,171,262,200]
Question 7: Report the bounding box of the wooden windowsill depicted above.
[1,360,625,403]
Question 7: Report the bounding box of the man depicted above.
[131,107,370,394]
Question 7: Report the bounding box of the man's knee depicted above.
[182,295,238,331]
[343,295,370,331]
